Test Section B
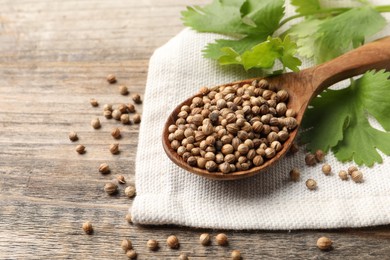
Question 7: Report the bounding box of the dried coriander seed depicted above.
[179,253,189,260]
[121,239,133,251]
[216,233,228,246]
[127,103,136,113]
[69,131,78,141]
[289,143,299,154]
[305,153,316,166]
[167,235,179,249]
[111,128,121,139]
[322,164,331,175]
[339,170,348,180]
[351,170,363,183]
[117,175,126,184]
[118,104,128,113]
[317,236,332,251]
[112,109,122,120]
[126,249,137,259]
[147,239,159,251]
[306,179,317,190]
[125,185,136,198]
[103,110,112,119]
[119,85,129,95]
[90,98,99,107]
[133,113,141,124]
[91,118,101,129]
[199,233,210,246]
[289,168,300,182]
[103,104,113,111]
[110,143,120,154]
[125,214,133,224]
[82,221,93,234]
[121,114,130,124]
[132,93,142,104]
[315,149,325,162]
[231,250,241,260]
[348,166,358,175]
[106,74,116,83]
[99,163,110,174]
[104,182,118,195]
[76,144,85,154]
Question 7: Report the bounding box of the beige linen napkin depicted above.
[131,0,390,229]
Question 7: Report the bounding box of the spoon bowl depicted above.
[163,36,390,180]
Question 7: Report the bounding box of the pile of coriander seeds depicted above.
[168,79,298,174]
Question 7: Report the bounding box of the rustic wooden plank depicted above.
[0,0,389,259]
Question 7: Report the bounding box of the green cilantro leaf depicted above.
[291,0,322,15]
[314,6,386,63]
[287,18,323,59]
[183,0,286,61]
[181,0,248,36]
[203,36,265,60]
[217,36,301,71]
[301,70,390,166]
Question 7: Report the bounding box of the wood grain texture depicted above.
[0,0,389,259]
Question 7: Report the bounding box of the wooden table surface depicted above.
[0,0,389,259]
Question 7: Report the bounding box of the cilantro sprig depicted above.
[182,0,390,166]
[182,0,390,71]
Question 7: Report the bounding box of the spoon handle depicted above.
[309,36,390,96]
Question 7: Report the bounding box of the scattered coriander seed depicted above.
[103,110,112,119]
[127,103,136,113]
[118,104,128,113]
[167,235,179,249]
[322,164,331,175]
[104,182,118,195]
[125,185,136,198]
[317,236,332,250]
[305,153,316,166]
[147,239,159,251]
[69,131,78,142]
[132,93,142,104]
[76,144,85,154]
[179,253,189,260]
[117,175,126,184]
[348,166,358,175]
[110,143,120,154]
[111,128,121,139]
[90,98,99,107]
[119,85,129,95]
[126,249,137,259]
[91,118,101,129]
[121,239,133,251]
[106,74,116,83]
[315,149,325,162]
[351,170,363,183]
[289,168,300,182]
[112,109,122,120]
[82,221,93,234]
[231,250,241,260]
[289,143,299,154]
[199,233,210,246]
[103,104,113,111]
[121,114,130,124]
[215,233,228,246]
[306,179,317,190]
[125,214,133,224]
[99,163,110,174]
[133,113,141,124]
[339,170,348,180]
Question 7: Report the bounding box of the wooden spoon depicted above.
[162,36,390,180]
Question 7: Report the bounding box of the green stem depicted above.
[279,7,350,27]
[279,5,390,27]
